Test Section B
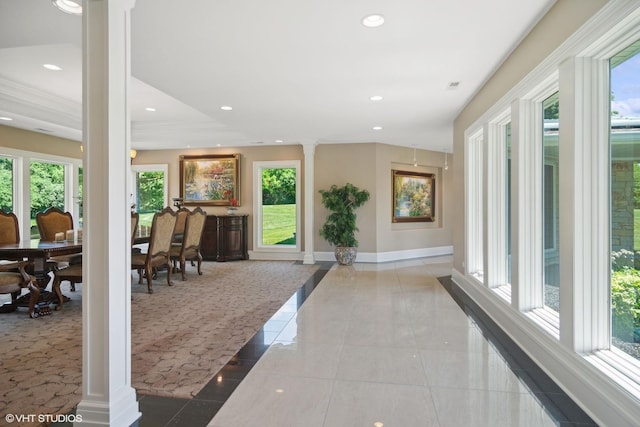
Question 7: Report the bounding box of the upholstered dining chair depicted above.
[170,207,206,280]
[35,207,82,290]
[131,207,177,294]
[0,211,41,317]
[172,207,190,243]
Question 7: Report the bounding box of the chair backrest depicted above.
[0,211,20,245]
[181,207,207,253]
[36,207,73,241]
[173,207,190,237]
[131,212,139,246]
[147,207,177,257]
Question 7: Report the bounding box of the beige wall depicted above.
[0,125,82,159]
[451,0,607,272]
[315,143,453,254]
[2,127,455,258]
[134,145,305,252]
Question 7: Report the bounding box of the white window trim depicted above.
[252,160,301,254]
[465,129,484,282]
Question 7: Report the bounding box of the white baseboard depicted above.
[451,269,640,427]
[248,246,453,263]
[315,245,453,263]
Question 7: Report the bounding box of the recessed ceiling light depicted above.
[220,105,233,111]
[145,107,156,112]
[372,126,383,131]
[217,144,221,147]
[362,14,385,28]
[0,116,13,121]
[51,0,82,16]
[275,139,283,143]
[43,64,62,71]
[370,95,383,101]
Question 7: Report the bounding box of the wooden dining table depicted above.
[0,238,83,306]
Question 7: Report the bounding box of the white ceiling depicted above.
[0,0,556,153]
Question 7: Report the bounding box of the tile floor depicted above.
[59,258,598,426]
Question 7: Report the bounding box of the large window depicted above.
[505,122,512,286]
[610,40,640,361]
[253,161,300,253]
[542,92,560,312]
[466,131,484,281]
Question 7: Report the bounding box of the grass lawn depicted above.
[262,204,296,245]
[636,209,640,250]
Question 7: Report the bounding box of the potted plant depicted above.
[319,183,370,265]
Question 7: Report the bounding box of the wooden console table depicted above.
[201,214,248,261]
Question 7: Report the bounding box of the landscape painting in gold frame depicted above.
[179,154,240,206]
[392,169,435,223]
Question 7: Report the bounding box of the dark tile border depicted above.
[438,275,599,426]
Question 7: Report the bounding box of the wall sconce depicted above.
[130,149,137,159]
[444,152,449,171]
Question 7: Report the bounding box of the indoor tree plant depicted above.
[319,182,370,265]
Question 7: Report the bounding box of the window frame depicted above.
[252,160,301,254]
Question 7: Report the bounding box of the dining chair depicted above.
[173,207,190,243]
[131,212,140,247]
[35,207,82,290]
[131,207,177,293]
[0,211,41,317]
[170,207,206,280]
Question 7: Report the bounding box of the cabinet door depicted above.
[200,216,218,261]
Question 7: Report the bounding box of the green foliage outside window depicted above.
[30,161,65,219]
[262,168,296,205]
[0,157,13,212]
[611,250,640,343]
[136,171,164,212]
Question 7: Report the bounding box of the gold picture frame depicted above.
[392,169,435,223]
[179,154,240,206]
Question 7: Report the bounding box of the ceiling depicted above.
[0,0,555,153]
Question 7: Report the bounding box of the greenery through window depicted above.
[543,92,559,312]
[261,168,296,246]
[0,157,13,213]
[610,39,640,361]
[30,160,65,238]
[134,171,165,228]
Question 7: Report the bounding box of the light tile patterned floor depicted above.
[208,257,595,427]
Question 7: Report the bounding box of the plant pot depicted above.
[334,246,357,265]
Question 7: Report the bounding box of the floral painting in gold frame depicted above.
[179,154,240,206]
[392,169,435,223]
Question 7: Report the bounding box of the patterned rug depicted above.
[0,260,319,426]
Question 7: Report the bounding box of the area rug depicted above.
[0,260,319,426]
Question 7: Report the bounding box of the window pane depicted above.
[77,167,83,228]
[543,92,559,312]
[0,157,13,213]
[135,171,165,228]
[30,161,65,238]
[610,39,640,361]
[261,168,296,246]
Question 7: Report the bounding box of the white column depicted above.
[75,0,140,426]
[302,143,316,264]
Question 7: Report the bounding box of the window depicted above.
[542,92,560,312]
[253,161,300,252]
[132,164,168,229]
[610,40,640,361]
[505,122,512,285]
[0,156,14,213]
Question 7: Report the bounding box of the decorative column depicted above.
[303,143,316,264]
[75,0,140,426]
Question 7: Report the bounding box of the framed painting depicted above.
[179,154,240,206]
[392,169,435,223]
